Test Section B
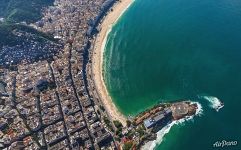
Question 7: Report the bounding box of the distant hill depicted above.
[0,0,61,67]
[0,23,62,67]
[0,0,54,23]
[0,23,57,47]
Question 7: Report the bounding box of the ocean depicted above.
[103,0,241,149]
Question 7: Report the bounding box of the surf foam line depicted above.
[200,95,224,112]
[113,0,134,26]
[141,102,203,150]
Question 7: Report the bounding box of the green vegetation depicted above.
[115,127,123,137]
[103,116,114,132]
[122,142,134,150]
[0,0,57,56]
[0,23,58,48]
[0,0,9,16]
[0,1,56,47]
[136,125,145,137]
[104,116,111,125]
[0,0,54,23]
[113,120,123,129]
[126,120,132,127]
[113,120,123,137]
[99,105,106,112]
[126,130,135,139]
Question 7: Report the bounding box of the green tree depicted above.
[113,120,123,129]
[123,142,133,150]
[136,126,145,137]
[126,120,132,127]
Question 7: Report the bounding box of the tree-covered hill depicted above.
[0,0,54,23]
[0,23,62,67]
[0,23,57,47]
[0,0,61,67]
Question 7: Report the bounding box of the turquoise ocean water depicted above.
[104,0,241,149]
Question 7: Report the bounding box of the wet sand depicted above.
[91,0,134,125]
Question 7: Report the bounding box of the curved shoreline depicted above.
[91,0,134,125]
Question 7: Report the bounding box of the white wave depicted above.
[175,102,203,124]
[191,101,203,116]
[141,102,203,150]
[141,122,175,150]
[112,0,134,26]
[201,96,224,112]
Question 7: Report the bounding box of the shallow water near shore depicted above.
[104,0,241,149]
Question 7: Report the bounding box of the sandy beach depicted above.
[91,0,133,125]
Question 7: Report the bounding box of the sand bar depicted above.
[92,0,134,125]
